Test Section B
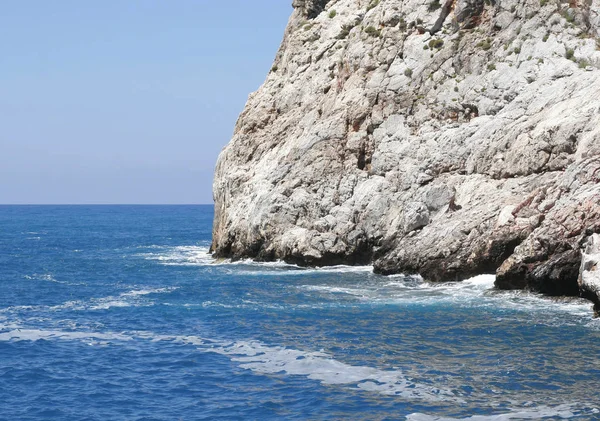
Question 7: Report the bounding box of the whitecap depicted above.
[138,245,375,274]
[119,287,178,297]
[24,274,60,283]
[87,300,133,310]
[138,245,215,266]
[461,274,497,288]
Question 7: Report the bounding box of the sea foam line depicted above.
[406,403,599,420]
[1,325,597,416]
[0,325,455,402]
[52,287,179,311]
[299,274,597,323]
[0,328,132,344]
[138,245,375,274]
[0,287,179,314]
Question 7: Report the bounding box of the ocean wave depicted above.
[0,287,178,314]
[55,287,179,311]
[233,265,375,277]
[298,275,495,303]
[137,245,375,274]
[297,274,596,323]
[137,245,215,266]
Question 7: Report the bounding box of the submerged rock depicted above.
[212,0,600,298]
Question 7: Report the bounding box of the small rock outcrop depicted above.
[293,0,332,19]
[212,0,600,299]
[579,234,600,315]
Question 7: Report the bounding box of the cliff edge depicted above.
[213,0,600,297]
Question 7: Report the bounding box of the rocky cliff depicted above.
[212,0,600,298]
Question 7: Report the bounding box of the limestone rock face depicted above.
[213,0,600,295]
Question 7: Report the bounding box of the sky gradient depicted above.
[0,1,292,204]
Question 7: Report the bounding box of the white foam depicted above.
[300,276,496,306]
[24,274,59,283]
[415,274,496,296]
[138,246,215,266]
[234,265,375,277]
[47,287,177,311]
[0,325,455,401]
[0,286,178,315]
[296,273,596,324]
[226,259,302,268]
[462,274,497,288]
[299,285,372,298]
[119,287,178,297]
[0,328,132,343]
[406,403,597,420]
[23,273,87,286]
[88,300,133,310]
[82,287,178,310]
[196,340,457,401]
[0,305,37,314]
[49,298,134,312]
[138,245,374,274]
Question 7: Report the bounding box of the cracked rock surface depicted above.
[213,0,600,296]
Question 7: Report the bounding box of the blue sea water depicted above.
[1,205,600,420]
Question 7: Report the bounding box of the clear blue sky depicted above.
[0,1,292,204]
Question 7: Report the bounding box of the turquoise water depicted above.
[1,205,599,420]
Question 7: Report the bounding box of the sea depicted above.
[1,205,600,420]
